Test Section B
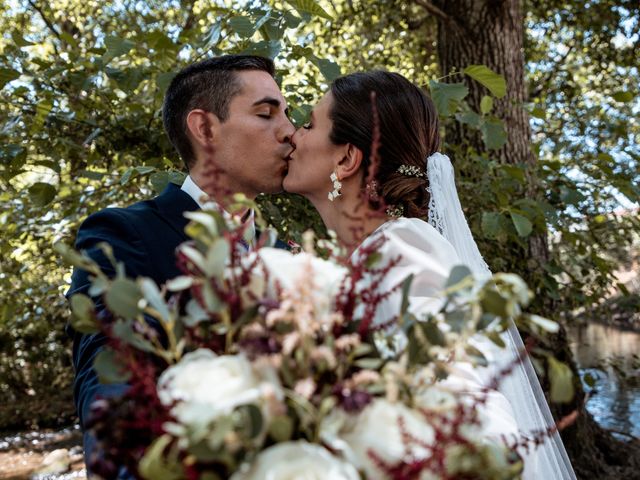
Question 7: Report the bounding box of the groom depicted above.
[66,55,295,472]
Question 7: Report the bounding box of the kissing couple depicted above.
[67,55,575,479]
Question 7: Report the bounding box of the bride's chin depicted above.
[282,176,298,193]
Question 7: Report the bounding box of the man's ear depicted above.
[185,109,220,149]
[337,144,364,180]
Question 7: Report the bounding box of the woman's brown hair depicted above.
[329,71,440,218]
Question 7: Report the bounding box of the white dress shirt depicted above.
[180,175,256,245]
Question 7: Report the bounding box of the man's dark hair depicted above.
[162,55,275,170]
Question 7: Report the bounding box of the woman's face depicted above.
[283,92,345,199]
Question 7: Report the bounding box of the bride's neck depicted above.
[310,193,390,254]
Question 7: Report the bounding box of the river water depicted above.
[567,322,640,439]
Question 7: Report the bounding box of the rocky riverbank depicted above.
[0,426,85,480]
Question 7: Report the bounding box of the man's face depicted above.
[211,70,295,198]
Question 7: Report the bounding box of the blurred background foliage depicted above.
[0,0,638,475]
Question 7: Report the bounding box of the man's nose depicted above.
[279,117,296,144]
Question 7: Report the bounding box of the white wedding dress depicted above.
[353,216,576,479]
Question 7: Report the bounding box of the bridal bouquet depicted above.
[59,204,563,480]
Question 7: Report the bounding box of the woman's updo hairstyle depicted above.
[328,71,440,218]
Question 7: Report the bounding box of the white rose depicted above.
[157,349,282,428]
[321,399,434,479]
[250,248,348,320]
[231,441,359,480]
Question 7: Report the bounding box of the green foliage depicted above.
[0,0,333,429]
[1,0,637,430]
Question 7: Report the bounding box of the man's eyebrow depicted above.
[252,96,281,108]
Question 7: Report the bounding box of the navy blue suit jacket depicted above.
[66,182,286,472]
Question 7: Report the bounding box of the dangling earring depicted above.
[328,171,342,201]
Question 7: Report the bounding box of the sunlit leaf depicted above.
[480,95,493,114]
[284,0,333,20]
[463,65,506,98]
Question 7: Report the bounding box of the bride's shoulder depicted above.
[382,217,447,244]
[373,217,459,259]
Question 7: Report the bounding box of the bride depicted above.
[282,70,576,479]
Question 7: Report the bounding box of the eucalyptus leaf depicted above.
[205,238,230,278]
[184,298,210,327]
[138,434,184,480]
[112,320,156,353]
[70,294,99,334]
[105,278,143,319]
[239,404,264,439]
[268,414,294,442]
[166,276,194,292]
[529,314,559,333]
[420,321,446,346]
[354,357,384,369]
[139,277,170,322]
[445,265,472,289]
[399,273,414,316]
[481,289,509,317]
[94,349,131,384]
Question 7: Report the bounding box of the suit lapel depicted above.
[153,182,199,241]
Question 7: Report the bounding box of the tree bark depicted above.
[425,0,640,477]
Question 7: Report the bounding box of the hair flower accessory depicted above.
[397,164,426,179]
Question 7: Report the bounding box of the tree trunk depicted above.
[424,0,640,477]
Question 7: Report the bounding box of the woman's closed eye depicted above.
[257,113,272,119]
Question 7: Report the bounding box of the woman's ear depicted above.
[337,143,364,180]
[186,109,220,149]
